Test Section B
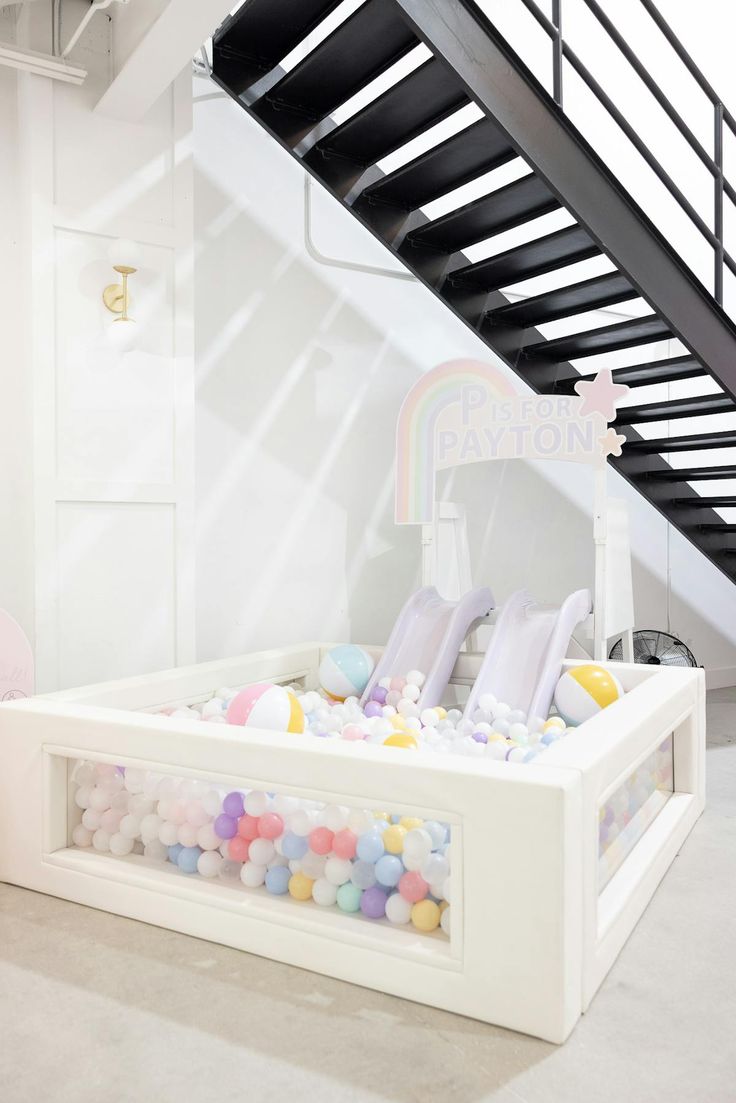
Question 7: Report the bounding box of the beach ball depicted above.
[554,665,624,726]
[226,683,304,734]
[318,644,374,701]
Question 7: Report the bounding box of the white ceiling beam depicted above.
[95,0,233,121]
[0,39,86,83]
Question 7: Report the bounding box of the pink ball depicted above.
[399,870,429,903]
[226,684,271,726]
[309,827,334,856]
[332,829,357,860]
[258,812,284,840]
[341,724,365,741]
[237,814,260,840]
[389,677,406,692]
[228,835,250,863]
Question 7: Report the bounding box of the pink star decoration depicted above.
[574,368,629,422]
[599,428,627,458]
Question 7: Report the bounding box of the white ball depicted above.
[403,828,432,861]
[74,786,93,810]
[139,814,162,843]
[378,677,392,690]
[421,853,449,885]
[492,702,511,720]
[402,684,421,702]
[385,893,413,924]
[479,693,497,712]
[347,809,374,835]
[197,850,223,878]
[119,814,141,839]
[320,804,348,832]
[89,787,111,813]
[440,906,451,936]
[158,822,179,846]
[109,832,135,857]
[288,810,312,836]
[273,793,300,817]
[324,857,353,885]
[406,670,425,687]
[312,878,338,906]
[446,709,462,724]
[509,723,529,743]
[92,829,111,852]
[300,851,327,880]
[144,839,168,862]
[82,808,102,831]
[244,790,269,817]
[123,769,145,794]
[241,861,267,888]
[196,823,220,850]
[249,838,275,866]
[177,823,199,848]
[72,824,93,847]
[420,709,439,727]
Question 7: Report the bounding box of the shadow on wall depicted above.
[194,162,736,670]
[194,167,422,659]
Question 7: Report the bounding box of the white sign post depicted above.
[396,359,632,660]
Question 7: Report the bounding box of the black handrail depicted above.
[511,0,735,307]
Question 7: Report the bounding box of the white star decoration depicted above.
[574,368,629,422]
[599,428,627,458]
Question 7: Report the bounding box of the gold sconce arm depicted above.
[103,264,136,322]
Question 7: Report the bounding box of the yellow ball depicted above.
[554,664,624,726]
[399,816,423,831]
[383,824,407,854]
[384,733,418,750]
[489,733,506,743]
[391,715,408,731]
[543,717,566,733]
[411,900,441,932]
[435,707,447,720]
[373,810,391,822]
[288,873,314,901]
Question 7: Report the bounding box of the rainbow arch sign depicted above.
[395,359,628,524]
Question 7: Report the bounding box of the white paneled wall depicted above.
[16,12,194,691]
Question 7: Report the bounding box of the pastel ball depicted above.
[288,872,314,901]
[214,813,238,839]
[385,893,413,924]
[350,860,377,890]
[332,828,357,860]
[318,645,375,701]
[360,886,388,919]
[554,664,624,726]
[281,832,309,860]
[222,791,244,818]
[177,846,202,874]
[237,814,260,840]
[265,866,291,895]
[336,882,362,913]
[356,830,384,863]
[228,835,250,863]
[308,827,334,855]
[226,683,305,734]
[382,824,406,854]
[399,871,429,903]
[412,900,441,932]
[375,854,403,888]
[258,812,284,840]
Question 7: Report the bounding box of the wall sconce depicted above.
[102,239,139,324]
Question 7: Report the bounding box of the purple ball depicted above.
[360,885,388,919]
[472,730,488,744]
[223,791,244,818]
[214,813,237,839]
[364,701,382,718]
[371,686,388,705]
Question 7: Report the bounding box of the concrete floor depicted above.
[2,690,735,1103]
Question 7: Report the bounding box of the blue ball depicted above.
[281,832,309,860]
[356,829,384,863]
[265,866,291,895]
[167,843,184,864]
[177,846,202,874]
[350,860,377,889]
[375,854,403,888]
[319,644,374,699]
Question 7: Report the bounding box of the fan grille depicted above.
[609,631,697,667]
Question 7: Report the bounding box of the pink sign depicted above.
[0,609,34,701]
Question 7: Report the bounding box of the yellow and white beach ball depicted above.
[554,664,624,726]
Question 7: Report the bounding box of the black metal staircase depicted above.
[211,0,736,582]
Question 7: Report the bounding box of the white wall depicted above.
[0,11,34,641]
[10,3,196,691]
[193,78,736,680]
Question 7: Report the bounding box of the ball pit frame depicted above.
[0,643,705,1043]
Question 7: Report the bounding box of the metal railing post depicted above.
[552,0,563,106]
[715,102,725,305]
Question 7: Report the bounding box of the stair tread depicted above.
[698,523,736,531]
[214,0,343,77]
[646,465,736,480]
[360,117,516,211]
[553,355,704,392]
[448,224,599,291]
[623,430,736,452]
[673,496,736,507]
[522,315,670,361]
[488,272,637,327]
[259,0,416,121]
[615,393,734,424]
[305,57,467,166]
[405,174,559,253]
